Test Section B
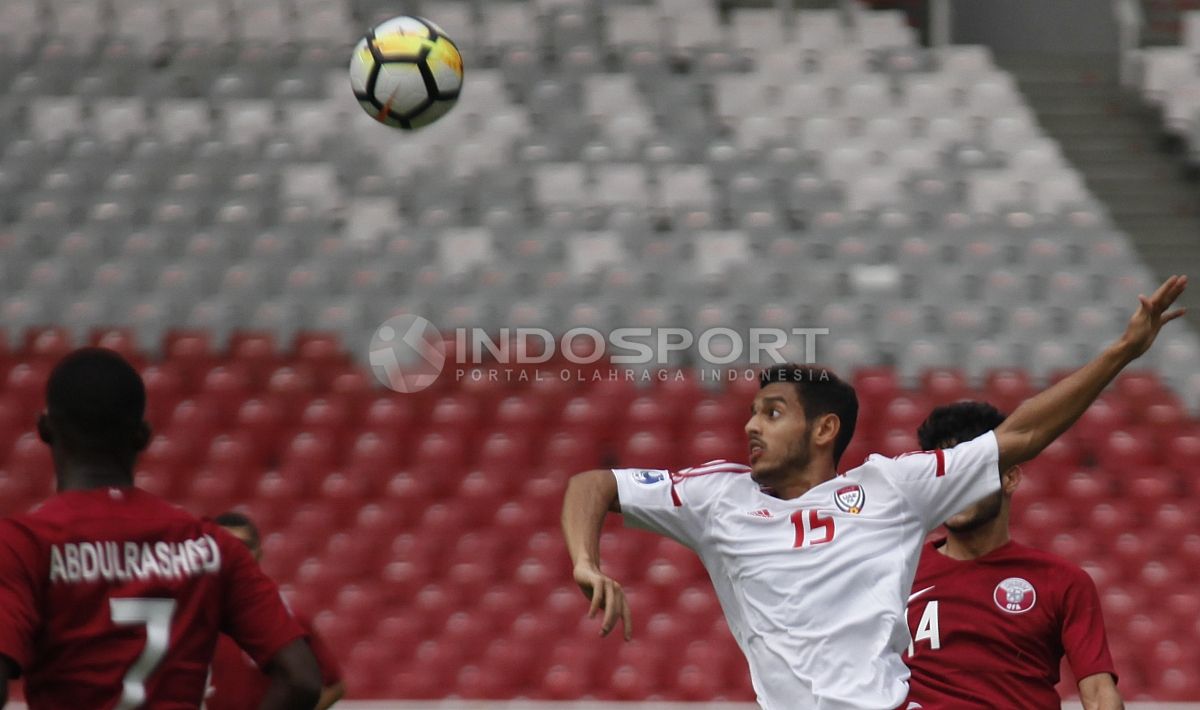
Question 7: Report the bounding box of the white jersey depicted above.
[613,431,1001,710]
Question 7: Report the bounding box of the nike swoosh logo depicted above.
[907,586,935,604]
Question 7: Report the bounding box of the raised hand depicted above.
[1120,275,1188,360]
[574,561,633,641]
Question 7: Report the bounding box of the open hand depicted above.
[1120,275,1188,360]
[574,561,633,641]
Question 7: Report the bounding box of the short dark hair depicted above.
[760,364,858,465]
[46,348,146,457]
[917,401,1006,450]
[214,511,260,548]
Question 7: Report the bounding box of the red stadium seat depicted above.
[538,663,589,700]
[429,394,483,434]
[879,395,929,436]
[345,430,404,479]
[298,397,351,435]
[293,332,350,372]
[1098,429,1158,471]
[254,470,304,506]
[1084,501,1136,539]
[1059,471,1111,511]
[688,397,744,438]
[278,430,338,491]
[90,328,143,369]
[476,585,526,634]
[362,396,417,439]
[185,467,239,517]
[163,330,216,381]
[655,371,705,411]
[227,331,280,383]
[4,361,52,411]
[617,430,676,470]
[560,396,616,441]
[203,433,260,484]
[328,368,374,414]
[1122,469,1180,514]
[412,430,469,478]
[456,471,505,520]
[539,429,602,472]
[1112,532,1160,577]
[198,364,252,421]
[1114,370,1165,411]
[265,365,317,414]
[921,368,971,404]
[1068,396,1128,450]
[232,397,286,458]
[622,394,679,438]
[609,663,657,700]
[21,327,72,363]
[477,430,532,479]
[494,393,548,430]
[853,367,900,413]
[982,369,1033,413]
[1165,432,1200,477]
[685,430,746,466]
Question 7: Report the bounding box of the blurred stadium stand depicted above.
[1,0,1199,704]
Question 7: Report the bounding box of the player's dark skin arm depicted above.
[561,469,633,640]
[258,639,322,710]
[993,275,1187,472]
[0,655,12,706]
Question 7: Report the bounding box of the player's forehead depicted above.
[752,382,801,409]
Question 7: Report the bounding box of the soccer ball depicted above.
[349,15,463,130]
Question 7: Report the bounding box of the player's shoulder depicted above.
[1003,540,1092,576]
[672,459,753,480]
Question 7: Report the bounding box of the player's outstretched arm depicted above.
[258,638,322,710]
[1078,673,1124,710]
[562,469,633,640]
[995,275,1187,472]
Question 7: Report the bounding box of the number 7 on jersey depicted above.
[791,509,836,548]
[110,598,176,709]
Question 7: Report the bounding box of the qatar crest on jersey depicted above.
[993,577,1037,614]
[633,470,665,485]
[833,484,865,514]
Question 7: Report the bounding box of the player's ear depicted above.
[812,412,840,448]
[37,413,53,445]
[132,421,152,453]
[1001,464,1021,494]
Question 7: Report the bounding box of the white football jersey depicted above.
[613,431,1001,710]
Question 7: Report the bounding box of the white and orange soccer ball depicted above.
[348,15,464,130]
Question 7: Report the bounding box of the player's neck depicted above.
[57,461,135,492]
[940,517,1011,561]
[768,463,836,500]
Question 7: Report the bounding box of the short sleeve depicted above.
[0,521,41,673]
[1061,569,1118,684]
[216,528,306,668]
[613,462,744,550]
[874,430,1002,531]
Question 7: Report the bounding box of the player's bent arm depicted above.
[561,470,633,640]
[258,638,322,710]
[994,275,1187,472]
[1077,673,1123,710]
[316,680,346,710]
[562,469,621,571]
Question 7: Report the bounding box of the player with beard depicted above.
[562,275,1185,709]
[903,402,1122,710]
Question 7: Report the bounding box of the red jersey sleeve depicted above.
[214,526,305,668]
[0,521,41,673]
[297,614,342,686]
[1060,568,1118,684]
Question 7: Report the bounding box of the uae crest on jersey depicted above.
[834,484,865,514]
[993,577,1037,614]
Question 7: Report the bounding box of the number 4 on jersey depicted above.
[791,509,835,548]
[906,600,941,656]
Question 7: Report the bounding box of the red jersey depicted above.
[205,610,341,709]
[0,487,305,709]
[904,538,1117,709]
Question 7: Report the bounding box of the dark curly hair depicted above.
[917,401,1006,451]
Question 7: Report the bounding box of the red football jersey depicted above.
[205,610,341,709]
[0,487,305,709]
[904,538,1117,709]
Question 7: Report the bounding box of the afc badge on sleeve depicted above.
[633,470,665,485]
[993,577,1037,614]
